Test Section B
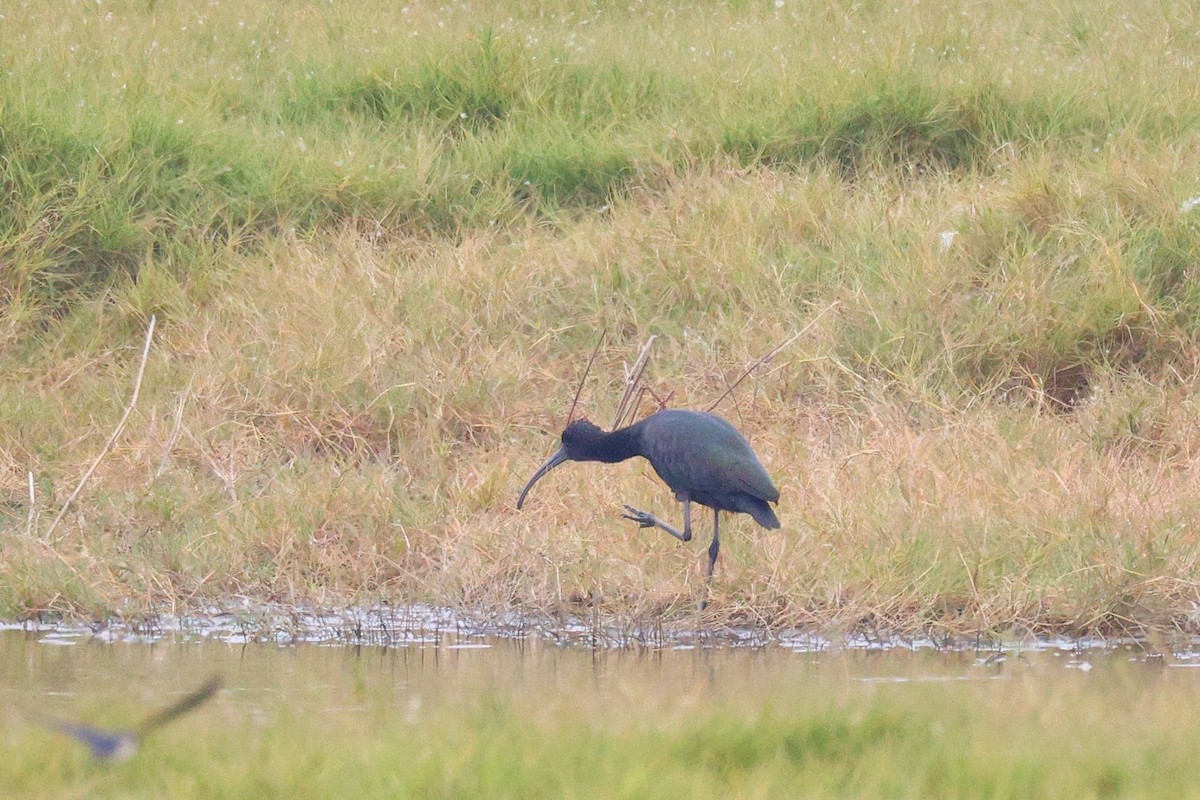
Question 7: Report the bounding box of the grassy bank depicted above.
[3,0,1200,638]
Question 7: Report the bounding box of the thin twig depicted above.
[612,335,656,429]
[25,471,35,536]
[705,301,839,413]
[565,330,605,429]
[44,315,157,541]
[155,373,194,480]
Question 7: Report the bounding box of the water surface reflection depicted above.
[0,622,1185,733]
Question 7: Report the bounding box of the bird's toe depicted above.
[621,505,656,528]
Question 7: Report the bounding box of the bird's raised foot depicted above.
[621,505,692,542]
[621,504,657,528]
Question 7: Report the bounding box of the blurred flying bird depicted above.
[29,675,223,763]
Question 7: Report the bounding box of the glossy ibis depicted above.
[29,675,223,762]
[517,409,780,586]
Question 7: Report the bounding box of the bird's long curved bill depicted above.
[516,447,568,509]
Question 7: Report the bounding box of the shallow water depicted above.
[12,608,1200,800]
[1,606,1192,732]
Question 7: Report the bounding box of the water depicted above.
[4,608,1199,799]
[0,607,1186,725]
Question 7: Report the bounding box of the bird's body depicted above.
[631,411,780,528]
[517,409,780,597]
[36,719,141,763]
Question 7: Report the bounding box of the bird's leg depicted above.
[698,511,721,612]
[621,498,692,542]
[706,511,720,581]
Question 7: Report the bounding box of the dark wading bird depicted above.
[29,675,223,763]
[517,409,780,593]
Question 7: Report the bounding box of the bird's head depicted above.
[516,418,608,509]
[559,418,605,459]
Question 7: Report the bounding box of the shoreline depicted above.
[1,601,1179,654]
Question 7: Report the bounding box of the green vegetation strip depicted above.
[4,662,1196,800]
[3,3,1195,329]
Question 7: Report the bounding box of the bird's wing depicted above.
[688,441,779,502]
[730,451,780,502]
[137,675,223,735]
[641,413,778,502]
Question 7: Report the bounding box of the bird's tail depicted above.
[738,497,781,529]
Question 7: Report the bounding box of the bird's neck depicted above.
[591,423,645,463]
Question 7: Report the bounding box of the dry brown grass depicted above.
[6,161,1200,639]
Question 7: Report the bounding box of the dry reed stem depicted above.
[43,315,156,542]
[613,335,656,429]
[24,471,35,535]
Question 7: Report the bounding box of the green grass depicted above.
[4,642,1200,800]
[4,0,1197,330]
[3,0,1200,637]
